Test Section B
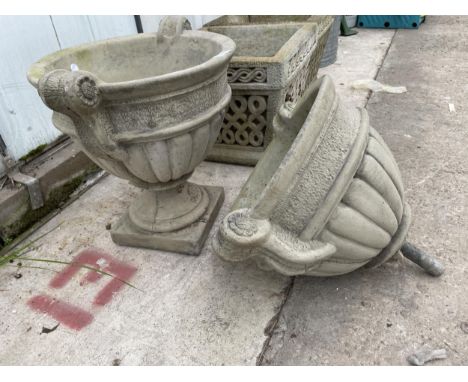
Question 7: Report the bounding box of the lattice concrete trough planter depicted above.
[213,76,443,277]
[204,15,334,88]
[203,21,319,165]
[28,16,235,255]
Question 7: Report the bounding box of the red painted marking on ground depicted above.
[28,294,94,330]
[48,248,137,306]
[82,269,102,284]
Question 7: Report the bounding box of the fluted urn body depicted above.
[28,16,236,254]
[213,75,411,275]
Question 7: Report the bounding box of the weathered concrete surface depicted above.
[319,27,395,108]
[0,22,424,366]
[263,16,468,365]
[0,162,291,365]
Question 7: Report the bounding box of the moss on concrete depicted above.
[0,165,100,250]
[19,144,48,162]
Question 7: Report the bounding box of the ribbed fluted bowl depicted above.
[107,109,226,189]
[213,75,411,276]
[311,126,409,276]
[27,27,235,189]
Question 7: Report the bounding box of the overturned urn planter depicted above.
[213,75,443,276]
[28,16,236,255]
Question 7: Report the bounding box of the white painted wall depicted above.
[139,15,219,32]
[0,16,137,160]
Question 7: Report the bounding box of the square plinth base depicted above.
[110,186,224,256]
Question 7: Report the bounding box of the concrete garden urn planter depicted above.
[213,75,416,276]
[28,16,236,255]
[203,20,320,165]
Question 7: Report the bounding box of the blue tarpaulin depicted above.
[357,16,424,29]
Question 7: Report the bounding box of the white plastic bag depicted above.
[350,79,407,94]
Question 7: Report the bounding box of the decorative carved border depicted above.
[285,64,310,104]
[227,67,267,83]
[287,39,315,78]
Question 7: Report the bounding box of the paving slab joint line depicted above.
[256,276,295,366]
[364,29,397,108]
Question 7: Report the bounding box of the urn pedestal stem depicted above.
[111,183,224,256]
[128,182,210,233]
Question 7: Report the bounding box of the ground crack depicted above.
[256,276,295,366]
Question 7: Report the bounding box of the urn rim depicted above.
[233,75,338,216]
[27,30,236,97]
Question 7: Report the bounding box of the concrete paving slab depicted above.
[0,163,292,365]
[263,16,468,365]
[318,28,395,108]
[0,24,397,365]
